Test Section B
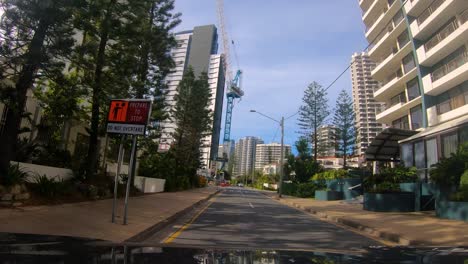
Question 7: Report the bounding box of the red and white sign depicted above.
[106,99,152,135]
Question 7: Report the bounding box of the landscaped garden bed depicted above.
[430,144,468,222]
[363,166,418,212]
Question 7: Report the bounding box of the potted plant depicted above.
[430,144,468,221]
[363,166,417,212]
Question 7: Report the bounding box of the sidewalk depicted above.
[264,193,468,247]
[0,187,219,242]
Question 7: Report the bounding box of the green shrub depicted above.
[2,164,29,186]
[450,186,468,202]
[363,166,416,193]
[295,182,323,198]
[31,175,62,198]
[460,169,468,187]
[311,169,348,182]
[281,182,325,198]
[430,143,468,187]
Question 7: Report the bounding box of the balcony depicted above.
[427,103,468,127]
[411,0,468,40]
[404,0,432,16]
[371,42,413,80]
[423,49,468,96]
[376,96,422,124]
[365,0,400,42]
[368,17,407,59]
[374,67,418,101]
[363,0,385,23]
[417,10,468,67]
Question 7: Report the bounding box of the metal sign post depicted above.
[123,135,138,225]
[106,99,151,225]
[112,134,126,223]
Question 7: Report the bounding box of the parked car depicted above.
[237,183,244,187]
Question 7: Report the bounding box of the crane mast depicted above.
[216,0,244,145]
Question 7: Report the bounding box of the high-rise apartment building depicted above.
[254,143,291,171]
[160,25,225,169]
[317,125,338,157]
[233,137,264,177]
[358,0,468,175]
[351,52,386,157]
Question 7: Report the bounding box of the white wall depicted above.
[12,162,73,182]
[134,176,165,193]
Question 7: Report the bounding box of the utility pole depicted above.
[279,116,284,198]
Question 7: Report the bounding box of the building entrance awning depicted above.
[365,128,418,162]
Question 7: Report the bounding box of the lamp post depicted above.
[250,110,285,198]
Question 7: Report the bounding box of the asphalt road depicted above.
[145,187,380,251]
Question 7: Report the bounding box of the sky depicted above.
[172,1,369,151]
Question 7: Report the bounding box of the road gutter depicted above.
[125,188,221,242]
[261,192,426,247]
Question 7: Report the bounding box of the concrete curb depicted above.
[263,193,425,246]
[125,188,221,242]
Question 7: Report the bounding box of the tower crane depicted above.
[216,0,244,151]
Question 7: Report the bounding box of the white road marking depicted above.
[249,202,254,208]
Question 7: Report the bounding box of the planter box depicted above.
[315,190,343,201]
[326,178,362,200]
[364,192,415,212]
[436,200,468,222]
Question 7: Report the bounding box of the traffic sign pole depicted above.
[112,134,126,223]
[123,135,137,225]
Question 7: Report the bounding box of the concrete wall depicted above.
[12,161,73,182]
[134,176,165,193]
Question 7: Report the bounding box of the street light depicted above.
[250,110,285,198]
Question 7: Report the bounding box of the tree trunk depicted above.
[0,19,49,179]
[85,0,116,179]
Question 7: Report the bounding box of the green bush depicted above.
[311,169,348,181]
[450,170,468,202]
[430,143,468,187]
[450,186,468,202]
[31,175,63,198]
[2,164,29,186]
[363,166,417,193]
[460,169,468,187]
[281,182,325,198]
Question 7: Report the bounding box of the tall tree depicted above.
[171,68,213,187]
[0,0,81,181]
[298,81,330,161]
[72,0,180,179]
[121,0,181,183]
[293,137,321,183]
[332,89,356,168]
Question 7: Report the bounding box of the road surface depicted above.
[145,188,380,251]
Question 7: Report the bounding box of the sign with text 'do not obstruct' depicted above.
[106,99,152,135]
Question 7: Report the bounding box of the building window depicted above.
[442,133,458,158]
[460,126,468,143]
[436,81,468,114]
[402,53,416,74]
[410,105,423,130]
[426,138,438,169]
[390,92,406,106]
[414,141,426,179]
[397,30,410,49]
[406,78,420,101]
[392,115,410,130]
[432,45,467,82]
[402,143,413,167]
